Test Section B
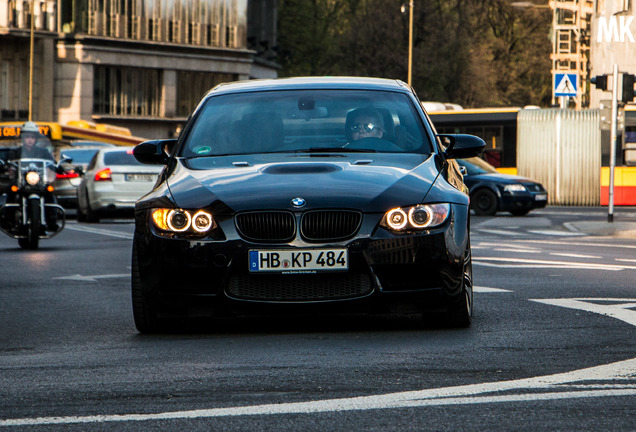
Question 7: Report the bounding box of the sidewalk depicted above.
[567,220,636,239]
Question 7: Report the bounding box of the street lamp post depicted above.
[28,0,35,121]
[407,0,413,86]
[401,1,414,86]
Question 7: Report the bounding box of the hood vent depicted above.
[263,163,341,175]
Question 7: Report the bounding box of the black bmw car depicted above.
[131,77,485,333]
[457,157,548,216]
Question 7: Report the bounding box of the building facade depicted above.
[589,0,636,108]
[0,0,278,139]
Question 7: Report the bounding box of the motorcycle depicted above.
[0,132,68,250]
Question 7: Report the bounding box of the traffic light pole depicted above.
[591,66,636,222]
[608,64,618,223]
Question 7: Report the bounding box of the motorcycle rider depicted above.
[19,122,55,160]
[4,122,60,231]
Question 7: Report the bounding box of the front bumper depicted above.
[499,191,548,212]
[133,204,469,316]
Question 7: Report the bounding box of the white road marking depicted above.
[531,298,636,327]
[549,252,601,259]
[1,298,635,427]
[474,286,512,293]
[473,257,633,271]
[493,248,541,254]
[527,230,586,237]
[616,258,636,263]
[515,239,636,250]
[476,229,524,236]
[65,224,133,240]
[53,274,129,282]
[477,242,540,251]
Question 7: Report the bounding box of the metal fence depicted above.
[517,108,601,206]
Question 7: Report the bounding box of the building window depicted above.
[176,71,237,117]
[93,66,161,117]
[60,0,246,49]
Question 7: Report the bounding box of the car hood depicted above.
[165,153,453,213]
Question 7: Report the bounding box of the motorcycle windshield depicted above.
[0,134,55,161]
[0,134,57,189]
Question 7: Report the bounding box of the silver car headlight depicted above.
[152,208,215,234]
[382,203,450,231]
[504,184,526,193]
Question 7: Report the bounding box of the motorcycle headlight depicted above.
[382,203,450,231]
[26,171,40,185]
[152,208,215,234]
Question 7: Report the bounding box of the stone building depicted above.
[0,0,278,139]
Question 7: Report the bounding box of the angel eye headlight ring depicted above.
[386,208,408,230]
[152,208,215,234]
[167,210,191,232]
[408,205,432,228]
[192,211,213,232]
[383,203,450,231]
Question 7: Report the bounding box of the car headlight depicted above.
[151,208,215,234]
[504,184,526,193]
[382,203,450,231]
[26,171,40,185]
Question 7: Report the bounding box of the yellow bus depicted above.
[0,120,147,157]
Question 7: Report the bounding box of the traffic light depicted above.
[591,74,609,91]
[622,73,636,102]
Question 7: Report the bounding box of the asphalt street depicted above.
[0,206,635,431]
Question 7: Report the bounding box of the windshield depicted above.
[458,157,499,175]
[180,89,432,157]
[0,136,55,161]
[103,149,145,166]
[59,148,100,165]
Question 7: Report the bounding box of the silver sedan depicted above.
[76,147,163,222]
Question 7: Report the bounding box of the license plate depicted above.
[126,174,154,182]
[249,249,348,273]
[535,193,548,201]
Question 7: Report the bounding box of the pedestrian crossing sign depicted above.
[554,73,577,97]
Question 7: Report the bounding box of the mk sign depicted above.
[597,16,635,43]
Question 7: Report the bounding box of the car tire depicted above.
[447,239,473,328]
[471,189,498,216]
[81,190,100,223]
[131,244,164,334]
[19,200,40,250]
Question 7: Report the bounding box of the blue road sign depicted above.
[555,73,578,97]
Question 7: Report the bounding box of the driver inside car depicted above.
[347,107,385,142]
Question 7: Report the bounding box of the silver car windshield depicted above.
[180,90,433,157]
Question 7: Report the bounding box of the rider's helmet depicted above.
[20,121,40,137]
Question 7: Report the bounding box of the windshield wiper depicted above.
[296,147,377,153]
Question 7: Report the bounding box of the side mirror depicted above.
[439,134,486,160]
[133,139,176,165]
[74,166,85,176]
[56,157,73,174]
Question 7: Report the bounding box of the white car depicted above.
[76,147,163,222]
[55,142,116,208]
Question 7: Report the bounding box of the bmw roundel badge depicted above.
[291,197,306,208]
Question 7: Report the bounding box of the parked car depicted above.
[76,147,163,222]
[55,142,116,208]
[129,77,486,333]
[457,157,548,216]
